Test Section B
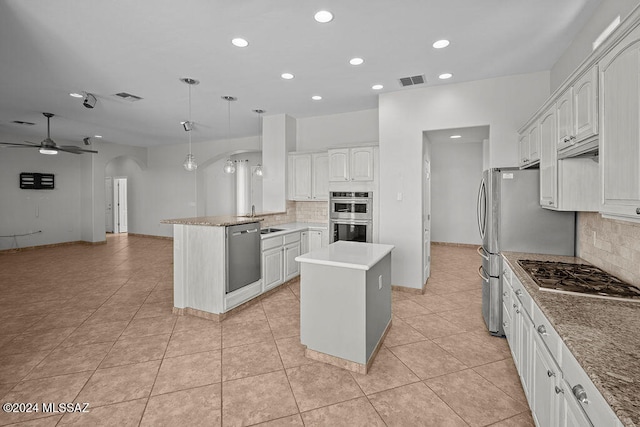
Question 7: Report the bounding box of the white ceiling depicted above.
[0,0,601,149]
[425,126,490,145]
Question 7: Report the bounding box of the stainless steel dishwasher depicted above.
[226,222,261,294]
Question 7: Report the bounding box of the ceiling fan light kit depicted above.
[0,112,98,155]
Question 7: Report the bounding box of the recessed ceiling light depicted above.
[314,10,333,23]
[372,84,384,90]
[349,57,364,66]
[94,135,103,138]
[433,39,450,49]
[312,95,322,101]
[231,38,249,48]
[450,135,462,139]
[69,92,83,98]
[281,73,295,80]
[439,73,453,80]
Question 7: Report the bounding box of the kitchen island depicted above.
[295,241,394,374]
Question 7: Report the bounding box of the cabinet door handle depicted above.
[547,370,556,378]
[503,321,508,327]
[537,325,548,336]
[515,309,521,314]
[548,201,553,205]
[563,137,570,143]
[515,290,522,296]
[636,207,640,215]
[555,386,564,394]
[503,291,507,296]
[572,385,589,405]
[570,135,576,140]
[513,304,517,308]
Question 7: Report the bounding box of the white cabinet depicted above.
[531,334,561,427]
[262,232,301,290]
[262,246,284,290]
[328,147,374,182]
[311,153,329,200]
[557,66,598,156]
[301,229,324,255]
[288,152,329,201]
[519,123,540,168]
[539,105,557,208]
[600,24,640,220]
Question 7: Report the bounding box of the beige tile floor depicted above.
[0,235,534,426]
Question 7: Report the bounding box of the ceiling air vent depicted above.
[11,120,36,126]
[114,92,143,102]
[399,74,425,87]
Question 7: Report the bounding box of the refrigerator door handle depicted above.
[477,246,489,261]
[477,178,487,240]
[477,265,490,281]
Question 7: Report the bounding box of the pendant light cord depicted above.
[188,83,192,154]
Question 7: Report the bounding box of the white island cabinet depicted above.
[295,241,394,374]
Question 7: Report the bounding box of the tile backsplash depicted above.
[259,201,328,228]
[577,212,640,286]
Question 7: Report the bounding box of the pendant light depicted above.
[222,95,237,174]
[181,77,199,172]
[253,109,265,177]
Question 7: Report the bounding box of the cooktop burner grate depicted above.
[517,260,640,302]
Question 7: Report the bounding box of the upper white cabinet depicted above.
[600,24,640,221]
[328,147,374,182]
[288,152,329,201]
[518,122,540,168]
[539,105,557,208]
[557,66,599,156]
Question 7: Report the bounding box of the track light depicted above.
[181,121,193,131]
[83,93,97,109]
[83,137,91,145]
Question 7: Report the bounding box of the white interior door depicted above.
[423,158,431,282]
[105,177,114,233]
[114,177,128,233]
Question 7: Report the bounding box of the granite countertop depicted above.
[295,241,394,271]
[259,222,328,239]
[160,215,263,226]
[502,252,640,426]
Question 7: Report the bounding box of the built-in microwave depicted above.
[329,191,372,221]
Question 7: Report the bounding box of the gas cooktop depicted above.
[517,260,640,302]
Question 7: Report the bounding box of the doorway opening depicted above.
[106,177,128,233]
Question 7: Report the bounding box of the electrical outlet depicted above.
[378,275,383,290]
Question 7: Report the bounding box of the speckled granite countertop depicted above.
[503,252,640,427]
[160,215,263,226]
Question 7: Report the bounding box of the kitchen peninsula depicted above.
[161,215,264,321]
[295,241,394,374]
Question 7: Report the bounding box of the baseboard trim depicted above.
[392,284,425,295]
[431,241,478,249]
[127,233,173,241]
[0,240,106,254]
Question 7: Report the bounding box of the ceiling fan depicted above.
[0,112,98,155]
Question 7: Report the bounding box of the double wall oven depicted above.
[329,191,373,243]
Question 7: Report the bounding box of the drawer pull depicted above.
[537,325,548,336]
[636,207,640,215]
[503,321,508,327]
[555,386,564,394]
[572,385,589,405]
[513,304,517,308]
[515,290,523,296]
[515,309,521,314]
[503,291,507,296]
[547,370,556,378]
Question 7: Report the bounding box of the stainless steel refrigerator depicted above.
[477,168,575,336]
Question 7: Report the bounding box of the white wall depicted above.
[379,71,550,289]
[430,141,483,245]
[0,148,81,250]
[263,114,295,213]
[296,109,379,151]
[201,158,235,217]
[550,0,639,90]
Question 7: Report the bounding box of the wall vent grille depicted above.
[399,75,425,87]
[20,172,55,190]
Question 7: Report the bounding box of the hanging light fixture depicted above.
[222,95,237,174]
[180,77,199,172]
[253,109,265,177]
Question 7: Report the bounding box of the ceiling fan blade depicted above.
[0,141,39,148]
[58,146,98,154]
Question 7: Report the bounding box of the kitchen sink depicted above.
[260,228,284,234]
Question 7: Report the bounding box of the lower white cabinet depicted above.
[502,260,620,427]
[262,232,301,291]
